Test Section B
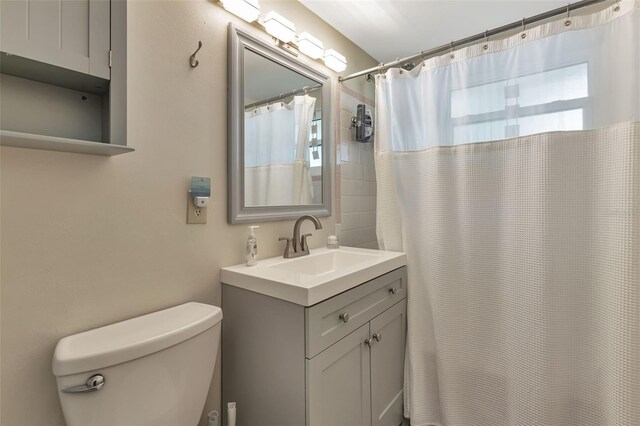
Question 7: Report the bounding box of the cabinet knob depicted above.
[388,287,398,295]
[365,338,373,347]
[339,312,350,323]
[373,332,382,342]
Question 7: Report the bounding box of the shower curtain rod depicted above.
[338,0,609,83]
[244,84,322,110]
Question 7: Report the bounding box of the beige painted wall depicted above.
[0,1,376,424]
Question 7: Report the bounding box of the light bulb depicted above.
[263,11,296,43]
[220,0,260,23]
[323,49,347,72]
[298,32,324,60]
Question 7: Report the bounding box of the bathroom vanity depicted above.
[221,247,407,426]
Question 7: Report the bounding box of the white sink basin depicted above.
[221,247,406,306]
[268,250,379,275]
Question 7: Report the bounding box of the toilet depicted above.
[52,302,222,425]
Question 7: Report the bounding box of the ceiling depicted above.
[299,0,569,64]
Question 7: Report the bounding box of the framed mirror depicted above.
[228,23,332,224]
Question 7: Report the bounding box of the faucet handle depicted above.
[301,233,313,252]
[279,237,293,258]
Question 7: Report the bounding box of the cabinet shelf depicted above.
[1,0,127,155]
[0,130,134,156]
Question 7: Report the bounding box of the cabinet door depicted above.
[0,0,110,79]
[307,323,372,426]
[370,301,407,426]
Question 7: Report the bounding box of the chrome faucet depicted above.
[279,215,323,258]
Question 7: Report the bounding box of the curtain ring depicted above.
[449,41,455,59]
[483,30,489,50]
[565,3,572,26]
[521,18,527,39]
[378,63,386,78]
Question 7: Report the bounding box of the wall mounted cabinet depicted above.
[222,266,407,426]
[0,0,110,78]
[0,0,130,156]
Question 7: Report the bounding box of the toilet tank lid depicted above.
[52,302,222,376]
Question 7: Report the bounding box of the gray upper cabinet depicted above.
[0,0,111,79]
[0,0,130,156]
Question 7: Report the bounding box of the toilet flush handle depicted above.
[61,374,105,393]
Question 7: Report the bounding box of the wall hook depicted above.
[189,41,203,68]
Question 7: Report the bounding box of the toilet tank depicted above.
[52,302,222,426]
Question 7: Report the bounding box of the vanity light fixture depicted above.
[297,32,324,60]
[323,49,347,72]
[263,11,296,43]
[220,0,260,23]
[217,2,348,67]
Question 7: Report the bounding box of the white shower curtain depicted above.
[376,2,639,425]
[244,95,316,206]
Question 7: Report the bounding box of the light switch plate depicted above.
[187,193,207,224]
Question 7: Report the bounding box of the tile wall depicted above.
[336,86,378,249]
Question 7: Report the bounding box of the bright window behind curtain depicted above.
[451,63,589,144]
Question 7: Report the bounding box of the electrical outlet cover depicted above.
[187,193,207,224]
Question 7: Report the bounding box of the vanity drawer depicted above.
[305,266,406,358]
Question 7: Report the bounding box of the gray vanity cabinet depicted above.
[0,0,111,79]
[370,301,407,426]
[222,266,407,426]
[307,301,407,426]
[307,323,372,426]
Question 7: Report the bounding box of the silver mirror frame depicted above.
[228,23,332,224]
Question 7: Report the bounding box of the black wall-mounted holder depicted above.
[351,104,373,142]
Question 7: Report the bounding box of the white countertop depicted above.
[220,246,407,306]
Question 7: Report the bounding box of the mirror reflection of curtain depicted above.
[244,95,316,206]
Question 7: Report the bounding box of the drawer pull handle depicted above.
[373,332,382,342]
[339,312,350,323]
[389,287,398,295]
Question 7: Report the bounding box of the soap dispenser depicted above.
[245,226,259,266]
